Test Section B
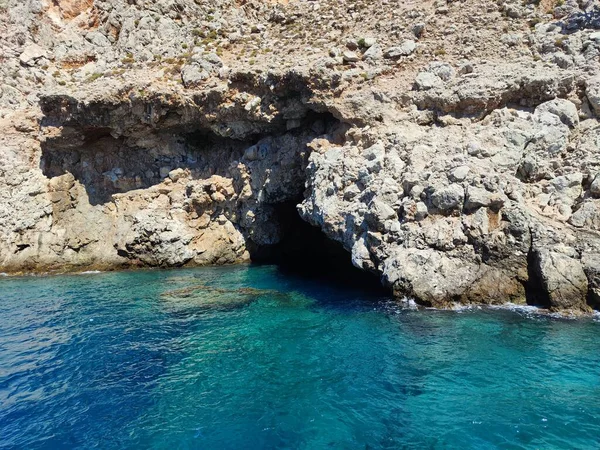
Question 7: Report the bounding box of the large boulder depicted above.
[534,98,579,128]
[19,44,46,67]
[586,76,600,115]
[181,64,210,88]
[384,40,416,59]
[533,249,590,311]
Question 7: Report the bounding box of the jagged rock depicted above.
[362,37,377,48]
[426,62,455,81]
[533,249,590,311]
[582,253,600,308]
[562,5,600,32]
[590,174,600,197]
[412,23,426,38]
[465,186,495,211]
[363,44,383,61]
[384,40,416,58]
[431,184,465,212]
[343,51,360,63]
[586,76,600,115]
[181,64,210,88]
[535,98,579,128]
[415,202,428,221]
[168,168,187,182]
[367,198,397,228]
[449,165,469,182]
[19,44,46,67]
[569,201,600,229]
[414,72,443,91]
[86,31,111,47]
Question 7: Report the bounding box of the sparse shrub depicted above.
[529,17,542,28]
[166,64,182,76]
[86,72,103,83]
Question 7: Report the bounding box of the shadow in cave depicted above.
[39,111,341,206]
[251,200,390,297]
[523,248,552,309]
[39,127,256,205]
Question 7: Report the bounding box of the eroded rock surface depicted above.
[3,0,600,313]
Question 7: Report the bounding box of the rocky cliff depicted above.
[2,0,600,313]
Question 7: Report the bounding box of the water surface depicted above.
[1,266,599,449]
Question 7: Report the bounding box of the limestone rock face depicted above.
[298,94,600,312]
[2,0,600,313]
[19,44,46,67]
[533,249,590,312]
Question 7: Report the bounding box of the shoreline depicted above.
[2,263,599,319]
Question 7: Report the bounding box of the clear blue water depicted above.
[1,266,600,449]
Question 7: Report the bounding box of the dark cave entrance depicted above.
[524,249,552,308]
[251,199,388,294]
[38,98,384,292]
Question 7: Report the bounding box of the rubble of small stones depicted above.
[2,0,600,314]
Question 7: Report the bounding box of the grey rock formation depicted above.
[533,249,589,311]
[384,40,417,59]
[2,0,600,315]
[19,44,46,67]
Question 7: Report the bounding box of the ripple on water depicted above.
[0,266,599,449]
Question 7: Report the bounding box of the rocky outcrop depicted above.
[297,96,600,313]
[1,75,343,273]
[3,0,600,313]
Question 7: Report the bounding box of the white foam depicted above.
[400,297,419,310]
[489,303,543,314]
[448,303,482,312]
[382,299,598,320]
[78,270,103,275]
[489,303,590,320]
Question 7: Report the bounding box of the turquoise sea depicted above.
[1,265,599,449]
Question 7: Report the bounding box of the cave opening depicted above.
[251,199,388,295]
[38,101,385,293]
[524,248,552,308]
